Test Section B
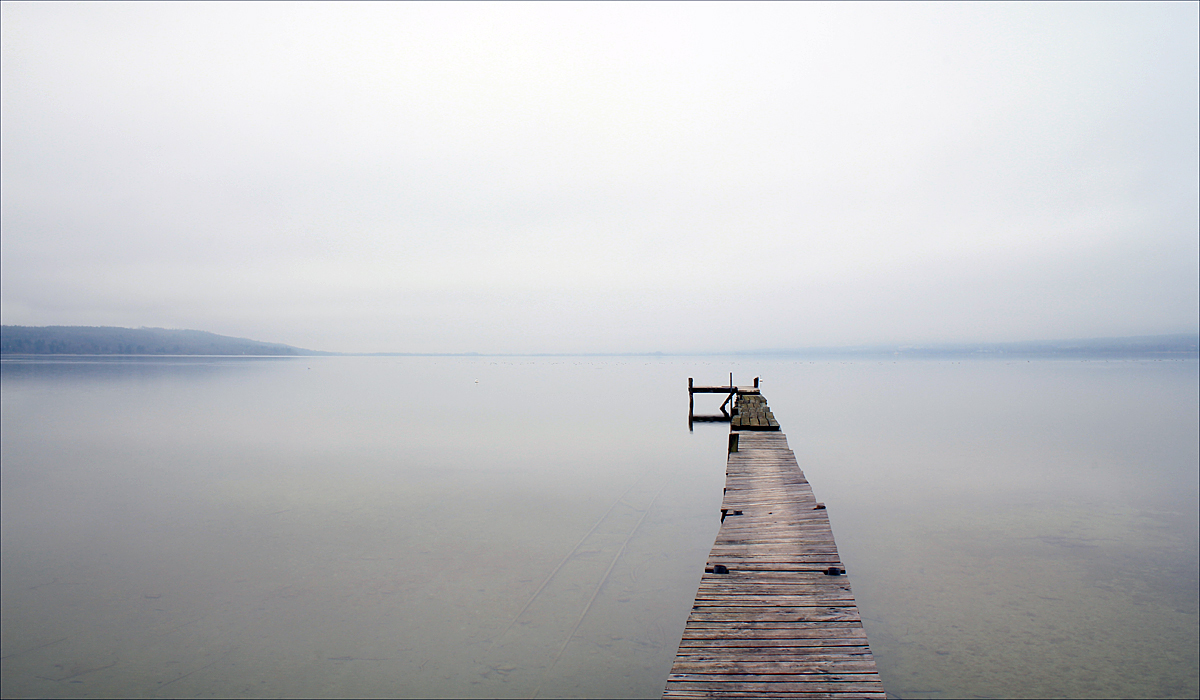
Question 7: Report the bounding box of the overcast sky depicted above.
[2,2,1197,353]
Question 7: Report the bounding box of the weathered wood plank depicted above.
[682,621,866,631]
[662,691,888,696]
[666,689,886,699]
[667,673,883,683]
[678,640,873,649]
[674,649,876,660]
[695,582,854,590]
[681,627,868,639]
[686,611,862,623]
[670,660,879,674]
[666,692,886,699]
[668,675,885,687]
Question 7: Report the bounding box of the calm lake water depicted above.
[1,355,1196,699]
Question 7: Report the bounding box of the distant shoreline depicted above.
[0,325,331,357]
[2,326,1196,359]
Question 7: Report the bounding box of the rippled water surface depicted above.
[2,356,1196,698]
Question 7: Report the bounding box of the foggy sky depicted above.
[2,2,1197,353]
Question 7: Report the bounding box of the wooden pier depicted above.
[665,386,885,698]
[687,376,760,428]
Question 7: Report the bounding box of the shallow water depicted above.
[1,356,1196,698]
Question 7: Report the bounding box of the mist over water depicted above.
[2,356,1196,698]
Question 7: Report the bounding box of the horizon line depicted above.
[336,333,1200,357]
[2,326,1197,358]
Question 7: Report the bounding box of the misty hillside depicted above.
[0,326,326,356]
[745,334,1200,358]
[880,334,1200,358]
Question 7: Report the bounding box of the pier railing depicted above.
[687,375,760,430]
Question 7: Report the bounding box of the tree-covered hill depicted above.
[0,326,329,355]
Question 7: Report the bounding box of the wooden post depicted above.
[688,377,693,393]
[728,433,739,453]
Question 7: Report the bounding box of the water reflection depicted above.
[1,356,1196,698]
[1,357,729,698]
